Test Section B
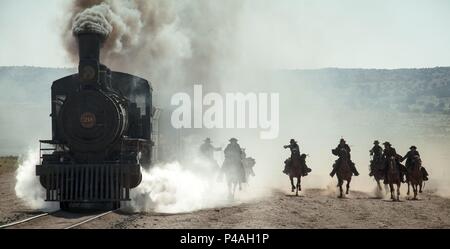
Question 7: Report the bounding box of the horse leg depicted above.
[338,179,343,198]
[295,178,299,196]
[390,183,394,200]
[396,183,401,201]
[407,182,410,196]
[290,176,295,192]
[298,177,301,192]
[377,180,382,192]
[346,179,350,195]
[232,183,237,199]
[419,182,423,193]
[413,184,418,200]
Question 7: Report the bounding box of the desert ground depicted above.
[1,157,449,229]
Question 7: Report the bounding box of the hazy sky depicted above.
[0,0,449,69]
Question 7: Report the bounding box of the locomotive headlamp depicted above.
[80,65,96,82]
[78,59,99,87]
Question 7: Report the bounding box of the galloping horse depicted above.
[287,154,304,196]
[242,157,256,183]
[222,158,246,200]
[406,155,424,200]
[371,156,387,194]
[386,156,401,201]
[335,148,352,198]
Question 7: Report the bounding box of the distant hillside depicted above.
[1,66,449,113]
[283,67,450,114]
[0,66,449,155]
[0,67,75,105]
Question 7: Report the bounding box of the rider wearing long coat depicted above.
[369,140,383,176]
[222,138,246,183]
[200,138,221,170]
[382,142,407,182]
[401,146,429,181]
[200,138,221,160]
[283,139,300,173]
[330,139,359,177]
[282,139,311,176]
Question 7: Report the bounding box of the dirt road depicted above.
[78,189,450,229]
[1,166,449,229]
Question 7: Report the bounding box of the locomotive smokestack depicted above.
[72,3,112,62]
[76,33,103,62]
[71,4,112,85]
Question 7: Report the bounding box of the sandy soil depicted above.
[0,171,41,226]
[0,157,17,175]
[1,164,449,229]
[78,189,450,229]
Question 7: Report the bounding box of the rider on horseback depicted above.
[401,146,429,181]
[369,140,383,176]
[283,139,311,176]
[221,138,246,184]
[382,141,407,183]
[200,138,222,160]
[330,138,359,177]
[200,138,222,171]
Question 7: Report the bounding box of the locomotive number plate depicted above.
[80,112,96,129]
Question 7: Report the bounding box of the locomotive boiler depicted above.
[36,30,153,210]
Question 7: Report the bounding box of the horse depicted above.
[222,158,246,200]
[335,148,352,198]
[386,156,401,201]
[287,154,304,196]
[242,157,256,183]
[370,156,388,195]
[406,155,424,200]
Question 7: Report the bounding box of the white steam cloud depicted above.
[15,149,58,211]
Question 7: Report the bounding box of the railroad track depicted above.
[0,209,118,229]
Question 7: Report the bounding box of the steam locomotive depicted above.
[36,31,153,210]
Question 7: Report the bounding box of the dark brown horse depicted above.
[371,156,387,195]
[386,156,401,201]
[288,154,303,196]
[336,148,352,198]
[406,155,424,200]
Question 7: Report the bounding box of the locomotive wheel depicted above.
[112,201,121,210]
[60,201,70,211]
